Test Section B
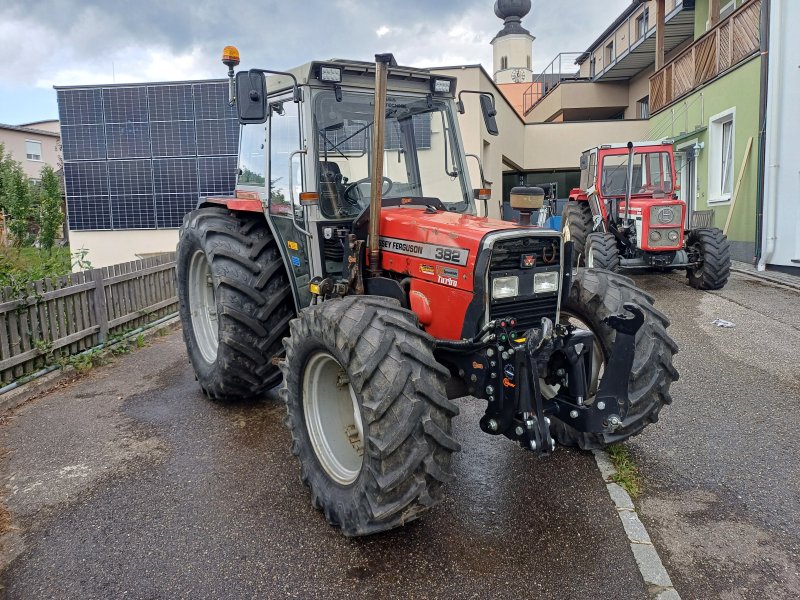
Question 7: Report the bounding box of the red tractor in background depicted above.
[562,142,731,290]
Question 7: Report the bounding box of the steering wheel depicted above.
[343,176,394,205]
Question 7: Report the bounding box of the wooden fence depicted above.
[650,0,761,114]
[0,253,178,385]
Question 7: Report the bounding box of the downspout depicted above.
[754,0,772,265]
[758,0,781,271]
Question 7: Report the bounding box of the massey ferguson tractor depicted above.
[562,142,731,290]
[176,48,679,536]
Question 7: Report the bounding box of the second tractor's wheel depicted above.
[562,201,593,265]
[550,269,679,449]
[585,232,621,272]
[177,207,295,400]
[687,227,731,290]
[281,296,460,536]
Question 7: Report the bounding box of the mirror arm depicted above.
[248,68,303,103]
[457,90,498,115]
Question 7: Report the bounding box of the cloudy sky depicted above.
[0,0,630,125]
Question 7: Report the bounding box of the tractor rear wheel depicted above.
[282,296,460,536]
[687,227,731,290]
[562,201,593,266]
[177,207,294,400]
[585,232,621,272]
[550,269,679,449]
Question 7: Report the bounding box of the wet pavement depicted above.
[1,270,798,599]
[630,271,800,599]
[0,332,647,599]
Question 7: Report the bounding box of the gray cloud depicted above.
[0,0,631,87]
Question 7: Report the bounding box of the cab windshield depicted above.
[313,90,473,218]
[601,151,674,197]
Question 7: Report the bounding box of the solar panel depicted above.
[58,80,238,231]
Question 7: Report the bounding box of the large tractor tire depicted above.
[550,269,679,450]
[281,296,460,536]
[177,207,294,400]
[562,201,593,266]
[687,227,731,290]
[585,232,621,272]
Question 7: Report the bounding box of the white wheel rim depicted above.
[188,250,219,363]
[303,352,364,485]
[586,248,595,268]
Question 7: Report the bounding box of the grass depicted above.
[0,246,71,288]
[606,443,643,499]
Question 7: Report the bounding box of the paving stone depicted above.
[631,543,673,588]
[607,482,635,510]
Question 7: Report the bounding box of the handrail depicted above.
[649,0,761,114]
[522,52,585,115]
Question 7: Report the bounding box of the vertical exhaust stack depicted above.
[624,141,635,225]
[368,53,397,278]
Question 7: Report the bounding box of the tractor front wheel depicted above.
[551,269,679,449]
[282,296,460,536]
[585,232,621,272]
[687,227,731,290]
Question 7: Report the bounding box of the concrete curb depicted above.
[730,262,800,292]
[0,317,180,416]
[593,450,681,600]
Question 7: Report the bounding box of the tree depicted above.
[38,165,63,252]
[0,143,22,214]
[6,169,33,248]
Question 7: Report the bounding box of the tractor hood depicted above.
[378,207,546,291]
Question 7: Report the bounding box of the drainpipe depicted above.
[758,0,780,271]
[754,0,771,266]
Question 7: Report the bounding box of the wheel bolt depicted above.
[597,401,606,410]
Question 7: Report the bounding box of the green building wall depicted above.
[649,55,762,261]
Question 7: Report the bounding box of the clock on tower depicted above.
[511,68,527,83]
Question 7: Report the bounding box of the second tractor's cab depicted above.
[564,142,731,290]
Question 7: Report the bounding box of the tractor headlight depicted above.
[667,230,680,242]
[492,276,519,299]
[650,230,663,242]
[534,272,559,294]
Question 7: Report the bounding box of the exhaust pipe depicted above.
[624,141,635,226]
[368,53,397,278]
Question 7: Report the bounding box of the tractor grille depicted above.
[487,235,561,333]
[490,296,559,332]
[490,237,560,271]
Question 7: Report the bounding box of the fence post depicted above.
[91,268,109,343]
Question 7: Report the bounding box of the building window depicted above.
[638,96,650,119]
[25,140,42,161]
[709,109,735,203]
[720,1,737,20]
[501,56,508,70]
[636,8,650,40]
[605,41,615,65]
[527,55,531,70]
[590,57,597,78]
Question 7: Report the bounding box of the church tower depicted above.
[491,0,535,84]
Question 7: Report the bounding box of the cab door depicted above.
[265,96,313,308]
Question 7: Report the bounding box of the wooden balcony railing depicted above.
[649,0,762,114]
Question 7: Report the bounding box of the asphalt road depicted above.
[0,270,798,599]
[0,331,647,599]
[631,271,800,599]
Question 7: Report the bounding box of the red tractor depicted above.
[176,49,679,536]
[562,142,731,290]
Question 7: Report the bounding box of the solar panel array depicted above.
[57,81,239,230]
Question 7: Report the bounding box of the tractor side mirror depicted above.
[235,70,268,124]
[480,94,499,136]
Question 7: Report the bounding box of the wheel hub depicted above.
[302,352,364,486]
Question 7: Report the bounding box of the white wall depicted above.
[762,0,800,268]
[69,230,179,269]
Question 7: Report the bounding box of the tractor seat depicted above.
[319,161,346,215]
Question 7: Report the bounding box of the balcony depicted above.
[522,53,586,115]
[649,0,762,114]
